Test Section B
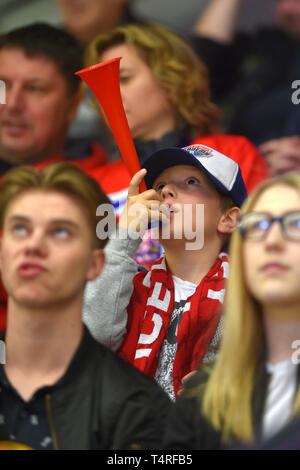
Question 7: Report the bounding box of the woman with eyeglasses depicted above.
[163,172,300,449]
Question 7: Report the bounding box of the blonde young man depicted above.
[84,144,247,401]
[0,162,170,450]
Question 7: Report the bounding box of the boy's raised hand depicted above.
[119,169,168,238]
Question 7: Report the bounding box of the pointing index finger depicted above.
[128,168,147,196]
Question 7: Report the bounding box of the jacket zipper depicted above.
[45,394,59,450]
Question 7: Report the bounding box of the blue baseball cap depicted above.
[142,144,248,207]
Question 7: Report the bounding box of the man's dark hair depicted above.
[0,22,84,94]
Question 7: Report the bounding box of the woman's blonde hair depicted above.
[85,23,221,137]
[202,172,300,443]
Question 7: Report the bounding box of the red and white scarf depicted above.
[118,252,229,397]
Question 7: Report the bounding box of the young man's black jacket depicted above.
[0,326,171,450]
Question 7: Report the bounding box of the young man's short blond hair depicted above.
[0,162,111,249]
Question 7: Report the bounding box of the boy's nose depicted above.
[161,183,177,199]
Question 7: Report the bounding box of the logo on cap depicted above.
[183,145,214,158]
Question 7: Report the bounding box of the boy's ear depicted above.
[217,207,240,234]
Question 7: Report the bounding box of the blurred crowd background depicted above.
[0,0,275,36]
